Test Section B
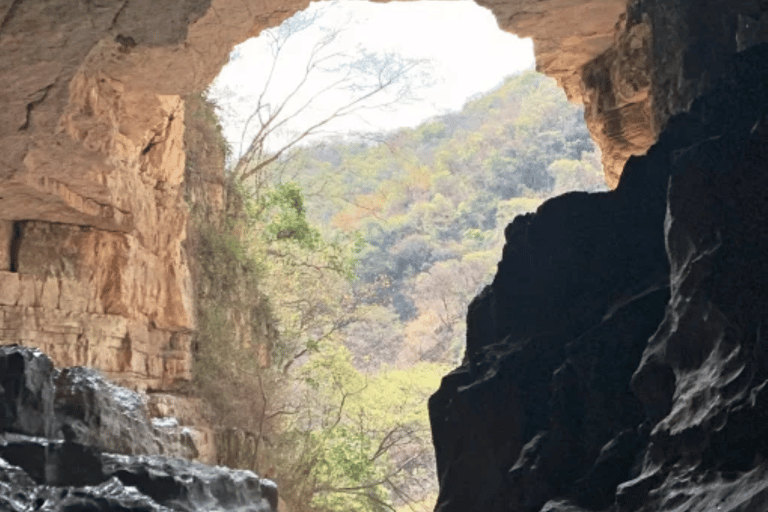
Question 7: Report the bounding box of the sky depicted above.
[210,0,535,156]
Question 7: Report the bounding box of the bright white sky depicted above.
[210,0,535,156]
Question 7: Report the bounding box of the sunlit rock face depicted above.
[0,0,308,391]
[477,0,648,185]
[0,345,278,511]
[588,0,768,185]
[430,43,768,512]
[0,0,765,391]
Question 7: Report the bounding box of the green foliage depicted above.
[191,188,276,437]
[416,121,447,143]
[187,68,608,512]
[266,343,447,512]
[272,69,607,371]
[259,182,322,250]
[184,93,232,179]
[547,152,606,194]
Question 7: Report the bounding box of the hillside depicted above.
[187,68,607,512]
[276,69,606,368]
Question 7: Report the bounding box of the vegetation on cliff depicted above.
[185,66,604,512]
[185,93,444,512]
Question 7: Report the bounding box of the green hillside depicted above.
[275,69,606,367]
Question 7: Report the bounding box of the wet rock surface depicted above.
[0,345,277,512]
[430,44,768,512]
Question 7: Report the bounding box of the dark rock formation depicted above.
[0,346,56,438]
[430,44,768,512]
[55,366,168,455]
[0,345,277,512]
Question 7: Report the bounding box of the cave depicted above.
[2,0,768,511]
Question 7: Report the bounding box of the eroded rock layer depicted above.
[2,1,768,511]
[0,0,757,391]
[430,43,768,512]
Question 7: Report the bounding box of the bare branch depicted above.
[224,7,433,187]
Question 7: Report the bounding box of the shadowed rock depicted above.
[0,346,277,512]
[430,43,768,512]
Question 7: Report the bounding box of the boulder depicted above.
[0,346,278,511]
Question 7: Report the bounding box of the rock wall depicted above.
[427,4,768,508]
[429,35,768,512]
[0,0,307,390]
[486,0,768,186]
[1,0,742,395]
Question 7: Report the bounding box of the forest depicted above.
[271,69,606,368]
[185,68,606,512]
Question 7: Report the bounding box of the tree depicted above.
[213,2,433,192]
[240,182,363,373]
[404,254,495,364]
[264,343,447,512]
[547,150,606,194]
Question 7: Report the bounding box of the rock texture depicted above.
[0,345,277,511]
[476,0,768,185]
[0,0,308,390]
[0,0,753,394]
[430,43,768,512]
[2,1,768,511]
[0,0,764,394]
[476,0,650,183]
[0,437,278,512]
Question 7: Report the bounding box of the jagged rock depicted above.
[0,346,277,511]
[0,433,277,512]
[0,466,175,512]
[624,45,768,512]
[0,345,57,438]
[147,393,218,464]
[0,434,104,487]
[431,43,768,512]
[2,344,212,461]
[2,1,768,512]
[0,454,36,489]
[0,0,764,402]
[103,454,276,512]
[55,366,164,456]
[430,131,670,511]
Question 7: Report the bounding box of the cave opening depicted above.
[4,1,768,511]
[188,2,607,511]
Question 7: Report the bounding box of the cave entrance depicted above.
[192,2,605,511]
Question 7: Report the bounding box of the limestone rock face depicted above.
[0,0,758,397]
[476,0,649,184]
[0,436,278,512]
[0,0,307,390]
[3,2,768,511]
[478,0,626,103]
[430,43,768,512]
